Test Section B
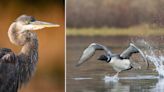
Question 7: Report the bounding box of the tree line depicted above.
[67,0,164,28]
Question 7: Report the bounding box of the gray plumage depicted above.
[0,14,59,92]
[76,43,112,67]
[77,43,149,76]
[120,43,145,59]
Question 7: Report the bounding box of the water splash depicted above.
[135,40,164,77]
[103,75,119,83]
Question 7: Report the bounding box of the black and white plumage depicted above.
[76,43,149,76]
[0,15,59,92]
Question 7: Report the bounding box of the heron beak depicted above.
[30,21,60,30]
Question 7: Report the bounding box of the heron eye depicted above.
[31,18,35,22]
[25,21,30,24]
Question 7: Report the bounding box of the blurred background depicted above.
[67,0,164,92]
[0,0,64,92]
[67,0,164,28]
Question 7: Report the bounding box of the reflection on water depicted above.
[104,81,130,92]
[151,79,164,92]
[72,77,93,80]
[70,75,162,92]
[69,77,164,92]
[104,75,158,83]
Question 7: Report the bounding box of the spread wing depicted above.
[76,43,112,67]
[0,48,18,92]
[120,43,149,69]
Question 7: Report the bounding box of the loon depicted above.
[76,43,149,77]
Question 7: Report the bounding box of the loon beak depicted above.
[97,55,106,61]
[97,56,102,60]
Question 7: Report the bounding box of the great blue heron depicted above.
[76,43,149,77]
[0,14,60,92]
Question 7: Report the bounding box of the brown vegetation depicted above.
[67,0,164,28]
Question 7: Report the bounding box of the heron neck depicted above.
[20,37,38,56]
[18,35,38,87]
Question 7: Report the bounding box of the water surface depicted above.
[67,36,164,92]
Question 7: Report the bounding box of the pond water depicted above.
[67,36,164,92]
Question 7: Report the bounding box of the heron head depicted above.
[15,14,60,33]
[97,55,111,63]
[8,14,60,46]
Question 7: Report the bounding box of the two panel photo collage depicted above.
[0,0,164,92]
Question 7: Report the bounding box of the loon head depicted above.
[97,55,111,63]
